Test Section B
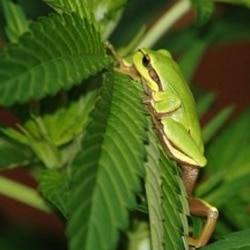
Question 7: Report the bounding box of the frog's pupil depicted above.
[142,55,150,67]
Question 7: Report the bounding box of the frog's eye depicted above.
[142,54,150,67]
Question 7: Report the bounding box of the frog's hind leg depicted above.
[181,165,219,248]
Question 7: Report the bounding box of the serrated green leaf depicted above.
[43,90,97,146]
[2,116,62,169]
[41,0,128,39]
[191,0,215,25]
[68,71,147,250]
[0,13,111,106]
[161,149,189,250]
[202,229,250,250]
[145,126,189,250]
[1,0,29,42]
[41,0,95,23]
[39,169,69,217]
[144,127,164,250]
[0,134,34,168]
[88,0,128,38]
[1,85,97,169]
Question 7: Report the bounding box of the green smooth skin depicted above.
[132,48,207,167]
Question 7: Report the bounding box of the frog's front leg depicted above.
[151,91,181,118]
[181,165,219,248]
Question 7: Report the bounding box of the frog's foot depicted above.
[181,165,219,248]
[188,197,219,248]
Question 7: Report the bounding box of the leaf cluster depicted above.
[0,0,250,250]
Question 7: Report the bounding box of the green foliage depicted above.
[0,1,249,250]
[197,108,250,247]
[68,72,147,250]
[0,134,33,168]
[145,128,189,250]
[191,0,215,25]
[41,0,127,38]
[160,149,189,250]
[144,128,164,250]
[0,0,29,42]
[39,169,70,217]
[206,108,250,175]
[40,0,95,23]
[202,229,250,250]
[38,91,97,147]
[0,12,110,106]
[202,105,234,144]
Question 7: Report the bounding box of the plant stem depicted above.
[136,0,191,49]
[0,175,52,213]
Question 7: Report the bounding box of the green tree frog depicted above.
[131,49,218,248]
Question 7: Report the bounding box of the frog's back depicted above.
[160,56,204,152]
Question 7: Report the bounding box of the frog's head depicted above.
[132,48,163,92]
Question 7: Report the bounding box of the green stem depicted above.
[0,175,52,213]
[136,0,191,49]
